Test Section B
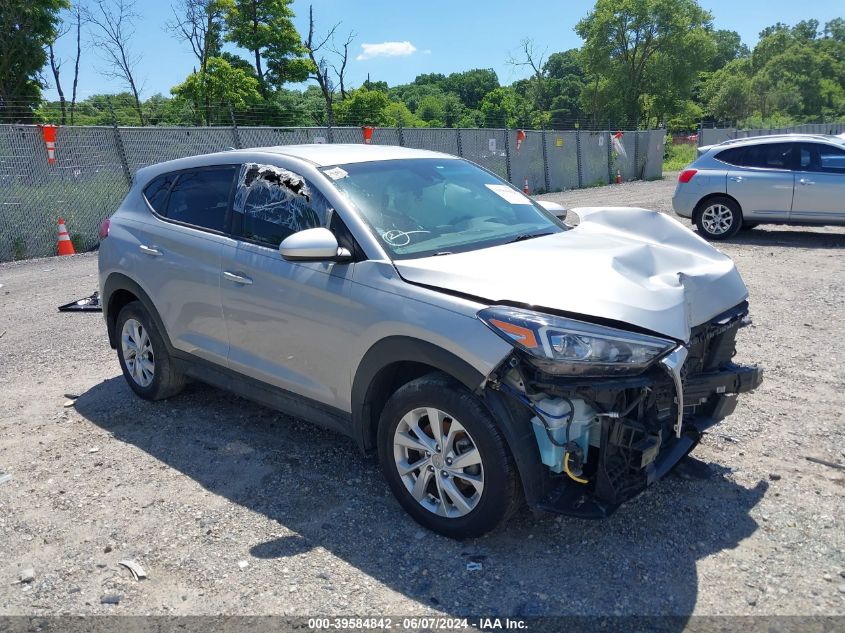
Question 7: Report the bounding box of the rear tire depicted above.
[377,373,521,539]
[116,301,185,401]
[694,196,742,240]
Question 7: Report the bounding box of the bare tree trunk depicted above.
[48,44,67,124]
[304,5,341,127]
[71,5,83,125]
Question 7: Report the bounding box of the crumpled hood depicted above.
[394,207,748,342]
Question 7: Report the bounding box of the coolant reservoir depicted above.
[530,397,597,473]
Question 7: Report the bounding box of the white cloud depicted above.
[356,41,418,61]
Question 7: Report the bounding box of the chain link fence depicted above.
[699,122,845,147]
[0,124,665,262]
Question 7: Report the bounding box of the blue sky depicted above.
[44,0,845,100]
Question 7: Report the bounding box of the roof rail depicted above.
[713,133,833,147]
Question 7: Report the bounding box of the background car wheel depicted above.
[377,372,521,539]
[694,196,742,240]
[116,301,185,401]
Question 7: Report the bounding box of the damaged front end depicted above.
[481,302,763,518]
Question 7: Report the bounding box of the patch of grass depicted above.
[664,142,697,171]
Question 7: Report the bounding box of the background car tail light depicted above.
[98,218,111,240]
[678,169,697,183]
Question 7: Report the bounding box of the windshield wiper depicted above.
[506,232,553,244]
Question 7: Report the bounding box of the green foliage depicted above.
[0,0,70,122]
[334,88,390,126]
[171,56,262,124]
[663,140,696,170]
[576,0,714,126]
[223,0,310,89]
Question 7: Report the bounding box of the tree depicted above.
[441,69,500,110]
[167,0,228,72]
[302,4,337,128]
[507,38,550,113]
[576,0,714,126]
[333,87,388,126]
[479,87,532,128]
[48,21,71,124]
[824,18,845,42]
[700,58,752,122]
[85,0,146,124]
[224,0,310,93]
[0,0,69,122]
[171,56,261,123]
[69,2,88,124]
[708,30,748,71]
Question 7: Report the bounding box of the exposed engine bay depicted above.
[487,301,763,518]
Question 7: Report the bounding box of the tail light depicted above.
[678,169,697,184]
[98,218,111,240]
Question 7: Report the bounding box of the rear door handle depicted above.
[139,244,161,256]
[729,176,743,182]
[223,271,253,285]
[799,178,815,185]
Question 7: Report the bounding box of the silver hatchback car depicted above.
[99,144,761,537]
[673,134,845,239]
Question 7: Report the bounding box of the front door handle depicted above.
[799,178,815,186]
[223,271,253,285]
[729,176,743,182]
[139,244,161,256]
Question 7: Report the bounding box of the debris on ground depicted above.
[18,568,35,584]
[118,560,147,581]
[63,393,79,400]
[88,447,100,454]
[63,400,76,408]
[0,473,11,486]
[804,456,845,471]
[237,560,249,570]
[466,562,483,572]
[100,594,122,605]
[58,291,101,313]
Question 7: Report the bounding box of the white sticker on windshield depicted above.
[324,166,348,180]
[485,183,531,205]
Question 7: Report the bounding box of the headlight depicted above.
[478,306,675,377]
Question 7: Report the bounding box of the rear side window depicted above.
[715,147,745,166]
[232,163,331,247]
[739,143,794,169]
[800,143,845,173]
[143,174,177,213]
[163,167,237,232]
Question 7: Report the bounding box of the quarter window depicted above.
[232,163,331,246]
[143,173,177,214]
[162,166,237,232]
[715,147,745,166]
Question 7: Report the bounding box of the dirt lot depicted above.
[1,174,844,621]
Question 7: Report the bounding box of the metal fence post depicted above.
[456,128,463,157]
[634,131,640,180]
[107,97,132,186]
[228,103,242,149]
[606,130,613,184]
[540,129,550,193]
[397,121,405,147]
[576,129,584,188]
[503,128,512,184]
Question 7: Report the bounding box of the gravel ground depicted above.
[1,174,844,621]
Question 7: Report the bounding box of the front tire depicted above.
[377,373,521,539]
[694,196,742,240]
[116,301,185,401]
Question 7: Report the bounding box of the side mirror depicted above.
[279,227,352,262]
[536,199,568,219]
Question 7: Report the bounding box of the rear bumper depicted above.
[535,362,763,519]
[672,190,698,218]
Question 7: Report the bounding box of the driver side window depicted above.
[232,163,331,247]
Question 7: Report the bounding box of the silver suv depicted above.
[673,134,845,239]
[99,144,762,537]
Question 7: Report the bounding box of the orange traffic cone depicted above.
[523,177,530,194]
[57,218,76,256]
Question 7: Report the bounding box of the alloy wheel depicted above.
[700,204,734,235]
[392,407,485,518]
[121,318,155,388]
